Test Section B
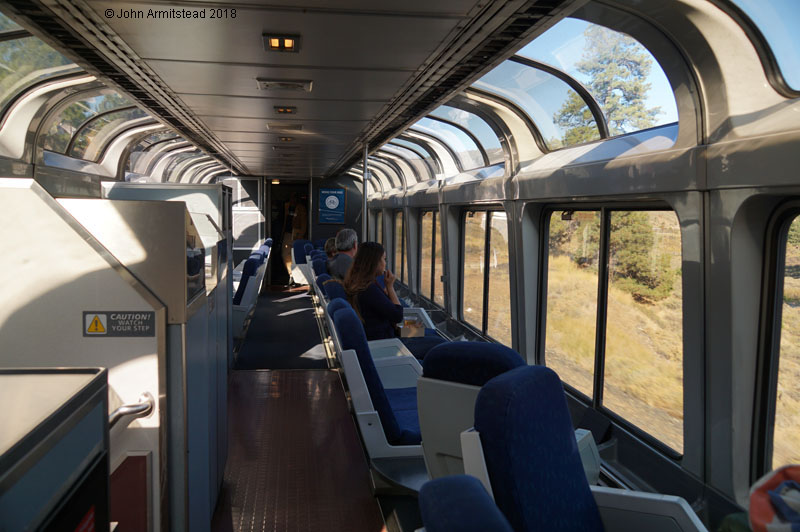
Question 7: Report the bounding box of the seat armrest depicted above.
[374,355,422,389]
[368,338,414,359]
[591,486,708,532]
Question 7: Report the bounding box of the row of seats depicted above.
[317,295,707,531]
[231,238,272,339]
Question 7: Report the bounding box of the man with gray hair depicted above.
[327,228,358,280]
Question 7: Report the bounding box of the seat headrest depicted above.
[475,366,602,532]
[292,240,311,263]
[304,242,314,254]
[316,273,332,296]
[326,297,350,317]
[312,258,327,276]
[265,237,273,246]
[324,279,346,301]
[419,475,513,532]
[422,342,524,386]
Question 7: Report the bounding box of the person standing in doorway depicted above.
[281,193,308,282]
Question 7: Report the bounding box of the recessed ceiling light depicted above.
[263,34,300,53]
[279,136,294,142]
[271,179,280,185]
[256,78,312,92]
[274,106,297,115]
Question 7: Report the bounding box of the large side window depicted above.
[461,209,512,345]
[394,210,405,282]
[543,208,684,453]
[420,211,434,299]
[771,214,800,469]
[433,212,444,306]
[375,210,383,244]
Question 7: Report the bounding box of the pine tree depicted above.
[554,25,662,144]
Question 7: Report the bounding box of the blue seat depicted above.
[316,273,332,297]
[475,366,603,532]
[400,336,446,360]
[232,257,259,305]
[326,296,349,317]
[265,237,273,246]
[304,242,313,255]
[332,304,420,445]
[422,341,525,386]
[419,475,513,532]
[313,238,327,249]
[292,239,312,264]
[312,258,327,277]
[324,278,347,301]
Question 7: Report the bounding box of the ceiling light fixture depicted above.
[279,136,294,142]
[266,122,302,131]
[256,78,312,92]
[263,34,301,53]
[271,179,280,185]
[274,106,297,115]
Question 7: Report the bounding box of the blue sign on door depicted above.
[319,188,346,224]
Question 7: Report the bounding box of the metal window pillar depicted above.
[363,142,369,241]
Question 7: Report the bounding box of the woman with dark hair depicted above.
[344,242,446,359]
[343,242,402,340]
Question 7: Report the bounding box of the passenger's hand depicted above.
[384,269,396,288]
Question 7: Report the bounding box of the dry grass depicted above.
[774,241,800,467]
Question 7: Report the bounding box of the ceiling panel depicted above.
[217,132,353,145]
[90,1,465,69]
[178,94,388,121]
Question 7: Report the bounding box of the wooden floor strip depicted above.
[212,370,386,532]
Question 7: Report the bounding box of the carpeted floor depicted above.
[234,287,328,370]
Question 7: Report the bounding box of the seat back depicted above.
[325,297,348,352]
[232,257,259,305]
[332,305,406,444]
[324,278,346,301]
[312,258,327,277]
[292,239,312,264]
[265,237,273,247]
[474,365,603,532]
[418,342,525,478]
[313,238,327,249]
[419,475,513,532]
[316,273,332,298]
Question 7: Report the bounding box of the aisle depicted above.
[235,286,327,370]
[212,370,386,532]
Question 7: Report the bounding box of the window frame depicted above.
[752,202,800,479]
[418,209,443,307]
[539,202,684,459]
[394,209,405,283]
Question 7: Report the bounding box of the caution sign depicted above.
[83,311,155,337]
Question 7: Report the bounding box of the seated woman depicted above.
[344,242,445,359]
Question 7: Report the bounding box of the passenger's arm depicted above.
[363,283,403,323]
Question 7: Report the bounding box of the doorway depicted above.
[269,182,309,286]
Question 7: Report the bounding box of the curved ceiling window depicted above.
[391,138,441,176]
[475,60,598,149]
[411,117,484,170]
[381,144,433,181]
[404,131,459,177]
[0,34,80,117]
[428,105,504,165]
[518,18,677,138]
[43,92,134,154]
[730,0,800,91]
[69,107,150,161]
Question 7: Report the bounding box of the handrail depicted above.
[109,391,155,429]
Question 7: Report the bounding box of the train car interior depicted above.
[0,0,799,531]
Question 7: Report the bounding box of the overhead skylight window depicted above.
[428,105,504,165]
[518,18,677,136]
[43,92,133,154]
[411,117,484,171]
[474,60,598,150]
[729,0,800,91]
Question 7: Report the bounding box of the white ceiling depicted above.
[85,0,487,178]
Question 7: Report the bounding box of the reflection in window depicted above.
[0,37,79,116]
[487,212,511,345]
[463,211,486,330]
[519,18,676,136]
[731,0,800,91]
[603,211,683,453]
[774,215,800,468]
[43,92,133,154]
[420,211,434,299]
[69,107,149,160]
[545,211,600,397]
[413,117,484,170]
[433,212,444,306]
[395,211,404,282]
[429,105,504,165]
[474,61,599,149]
